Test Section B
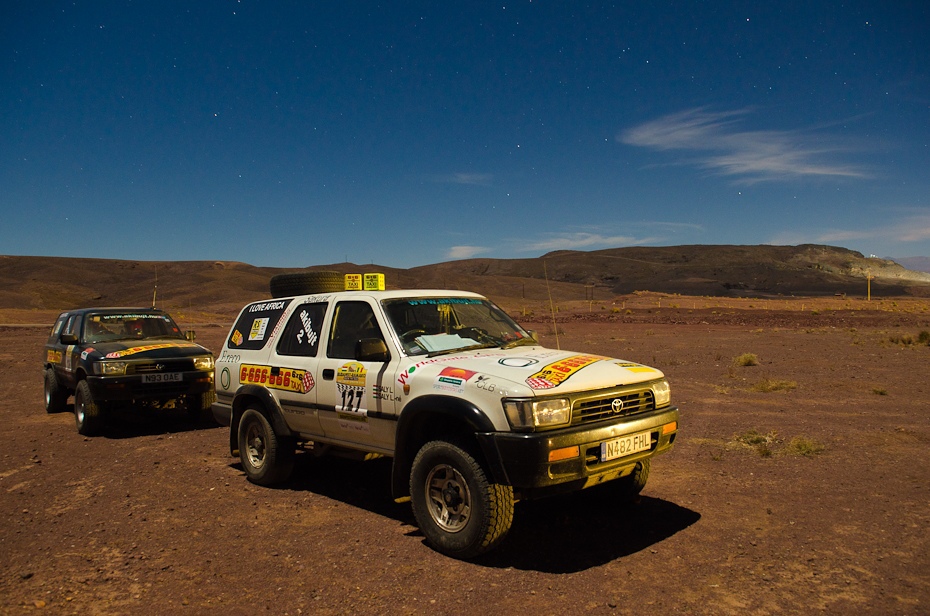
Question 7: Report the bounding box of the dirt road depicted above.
[2,303,928,614]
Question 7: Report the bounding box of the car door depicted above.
[267,301,328,437]
[316,299,398,453]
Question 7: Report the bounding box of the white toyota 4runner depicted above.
[213,273,679,558]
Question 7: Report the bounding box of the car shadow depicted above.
[59,403,223,439]
[236,452,700,572]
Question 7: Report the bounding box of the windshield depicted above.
[82,312,185,344]
[383,297,533,356]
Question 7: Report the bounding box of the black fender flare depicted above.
[391,394,505,500]
[228,385,291,455]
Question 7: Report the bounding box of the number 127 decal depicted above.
[337,384,366,415]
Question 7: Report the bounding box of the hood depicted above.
[396,346,665,396]
[82,339,210,361]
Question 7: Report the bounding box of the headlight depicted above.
[97,361,127,376]
[503,398,571,431]
[653,379,671,407]
[193,356,214,371]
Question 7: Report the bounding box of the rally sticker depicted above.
[47,350,62,364]
[525,354,604,390]
[105,342,200,359]
[616,361,662,374]
[434,366,477,393]
[249,318,269,341]
[336,362,367,415]
[239,363,315,394]
[231,330,244,346]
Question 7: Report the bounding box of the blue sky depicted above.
[2,1,928,268]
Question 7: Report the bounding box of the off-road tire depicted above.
[614,459,650,502]
[237,408,296,486]
[44,367,68,413]
[74,380,104,436]
[269,271,344,298]
[410,440,514,559]
[186,391,216,420]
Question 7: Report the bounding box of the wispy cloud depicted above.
[519,232,658,253]
[619,108,871,184]
[769,211,930,246]
[447,245,491,259]
[430,173,493,186]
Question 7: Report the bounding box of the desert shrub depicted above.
[889,334,914,345]
[733,429,780,457]
[733,353,759,367]
[872,387,888,396]
[918,330,930,345]
[785,436,825,457]
[750,377,797,393]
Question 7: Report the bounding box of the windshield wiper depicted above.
[426,342,499,358]
[500,337,539,350]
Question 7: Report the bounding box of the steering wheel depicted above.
[400,329,427,343]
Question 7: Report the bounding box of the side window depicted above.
[227,299,293,351]
[65,315,82,338]
[276,303,327,357]
[49,315,67,343]
[327,301,385,360]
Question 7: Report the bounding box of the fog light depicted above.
[662,421,678,435]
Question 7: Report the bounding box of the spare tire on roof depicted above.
[269,271,344,298]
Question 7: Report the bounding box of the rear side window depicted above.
[48,314,67,343]
[276,302,327,357]
[227,299,293,351]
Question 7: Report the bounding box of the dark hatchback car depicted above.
[43,308,215,435]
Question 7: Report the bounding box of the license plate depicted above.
[600,430,652,462]
[143,372,182,384]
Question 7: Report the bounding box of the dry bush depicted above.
[733,353,759,367]
[750,377,797,393]
[785,436,825,457]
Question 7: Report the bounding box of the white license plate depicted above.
[600,430,652,462]
[143,372,182,384]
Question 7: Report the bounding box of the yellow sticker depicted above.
[525,354,604,390]
[239,363,315,393]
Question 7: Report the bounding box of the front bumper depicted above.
[86,371,214,402]
[476,406,679,499]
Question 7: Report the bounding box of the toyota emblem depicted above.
[611,398,624,414]
[155,364,164,371]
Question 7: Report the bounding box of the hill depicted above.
[1,245,929,319]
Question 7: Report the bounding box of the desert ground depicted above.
[1,294,928,615]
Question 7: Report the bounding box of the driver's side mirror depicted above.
[60,333,78,344]
[527,330,539,343]
[356,338,390,362]
[185,330,196,342]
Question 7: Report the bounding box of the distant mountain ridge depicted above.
[892,256,930,274]
[1,244,929,314]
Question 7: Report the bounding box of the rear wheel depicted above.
[410,440,514,559]
[237,408,295,486]
[44,368,68,413]
[74,380,104,436]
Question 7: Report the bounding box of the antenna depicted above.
[152,265,158,308]
[544,260,560,350]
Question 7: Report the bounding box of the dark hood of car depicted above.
[82,339,210,361]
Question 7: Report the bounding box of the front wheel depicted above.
[410,440,514,559]
[237,408,295,486]
[74,380,105,436]
[614,459,650,502]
